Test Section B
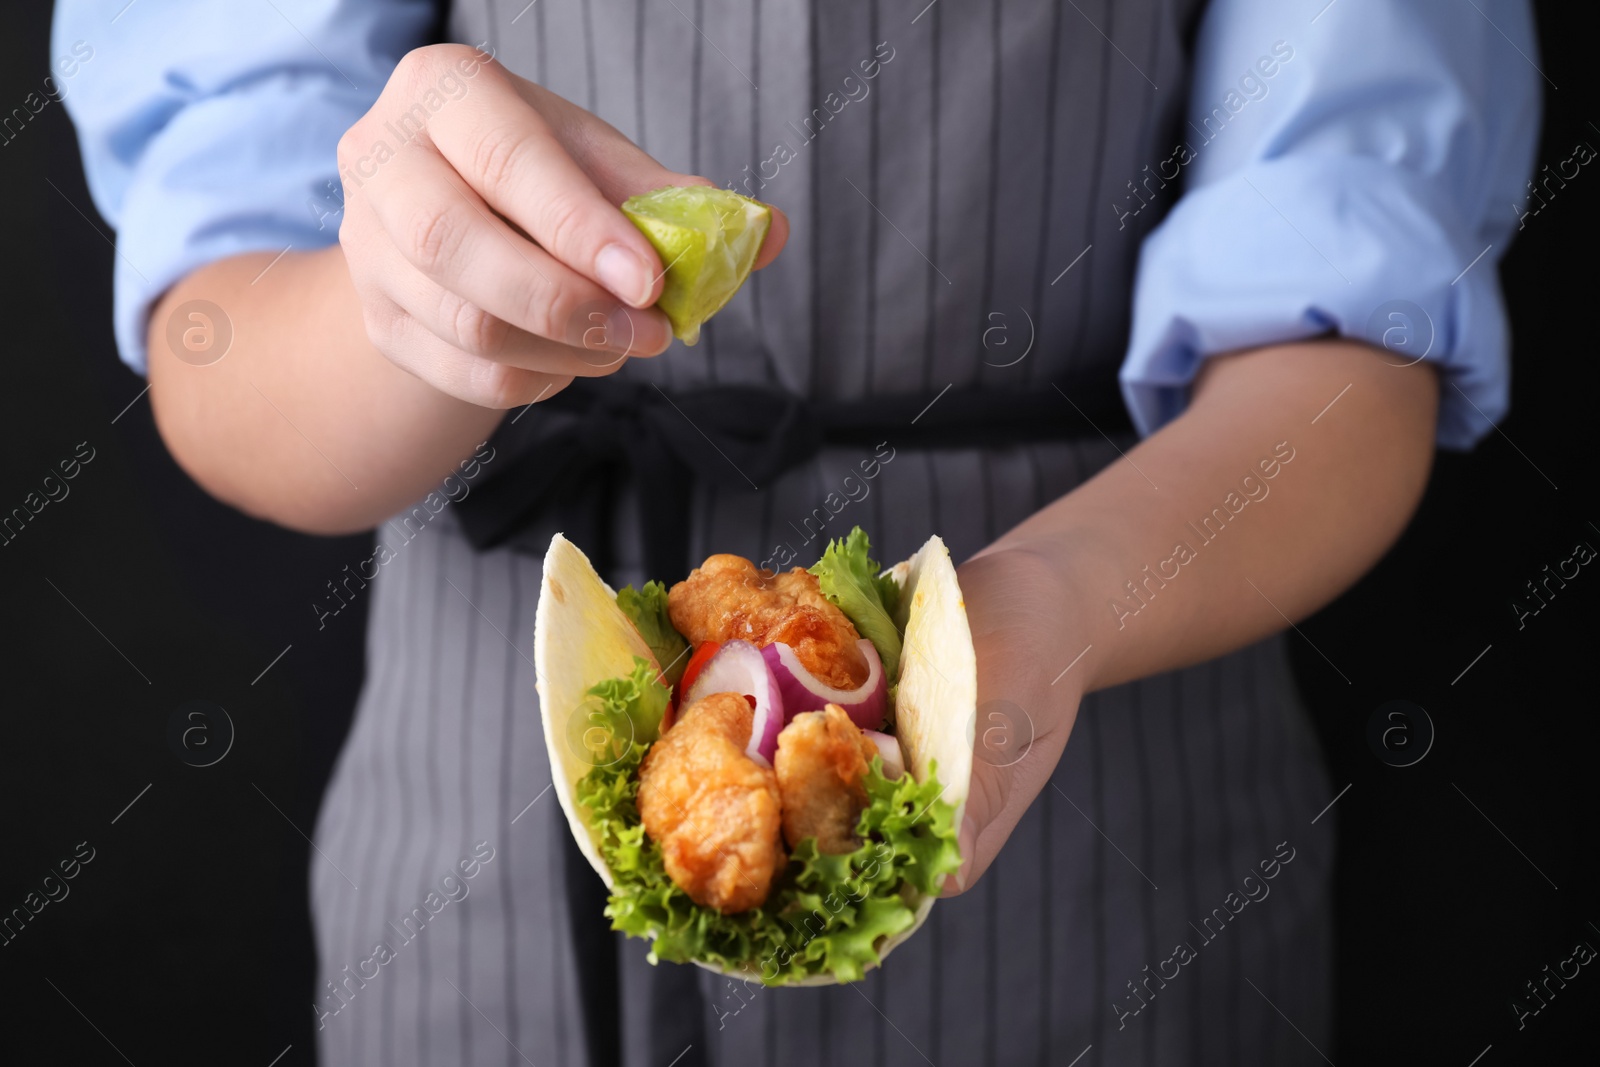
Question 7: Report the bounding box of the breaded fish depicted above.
[669,554,868,689]
[774,703,878,854]
[637,691,785,913]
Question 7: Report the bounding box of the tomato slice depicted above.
[677,641,722,701]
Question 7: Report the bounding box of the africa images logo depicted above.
[165,299,233,366]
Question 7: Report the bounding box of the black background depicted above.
[1,2,1594,1064]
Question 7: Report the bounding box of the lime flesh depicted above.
[621,186,772,346]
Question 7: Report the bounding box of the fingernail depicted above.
[596,244,653,307]
[608,306,671,356]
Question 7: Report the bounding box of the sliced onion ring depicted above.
[863,730,905,779]
[681,640,785,765]
[761,639,887,731]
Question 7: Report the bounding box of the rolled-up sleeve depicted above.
[1121,0,1542,449]
[53,0,436,374]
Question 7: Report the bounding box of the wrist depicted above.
[966,527,1115,699]
[958,538,1096,707]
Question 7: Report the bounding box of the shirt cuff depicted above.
[111,71,365,374]
[1120,155,1510,450]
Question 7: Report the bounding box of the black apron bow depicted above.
[455,374,1131,583]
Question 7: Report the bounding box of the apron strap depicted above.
[456,373,1133,582]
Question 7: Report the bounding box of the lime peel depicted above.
[622,186,772,346]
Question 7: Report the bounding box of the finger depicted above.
[361,228,642,374]
[941,647,1071,894]
[377,308,577,409]
[365,142,673,355]
[944,713,1071,896]
[380,254,662,377]
[753,205,789,271]
[524,82,789,265]
[534,94,790,274]
[369,179,667,364]
[942,759,1010,896]
[942,821,978,898]
[425,65,669,308]
[525,80,708,204]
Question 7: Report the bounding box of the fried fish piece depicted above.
[668,554,868,689]
[637,691,785,913]
[774,703,878,854]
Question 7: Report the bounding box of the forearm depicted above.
[977,340,1438,695]
[148,247,501,534]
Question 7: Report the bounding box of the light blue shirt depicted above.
[55,0,1539,448]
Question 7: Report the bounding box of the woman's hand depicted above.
[945,545,1087,893]
[336,44,788,408]
[147,44,790,533]
[941,341,1438,894]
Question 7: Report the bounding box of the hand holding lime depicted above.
[622,186,773,346]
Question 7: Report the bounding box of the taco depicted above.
[533,526,975,986]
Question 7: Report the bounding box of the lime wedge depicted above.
[621,186,772,346]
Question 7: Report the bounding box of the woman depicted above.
[58,0,1538,1062]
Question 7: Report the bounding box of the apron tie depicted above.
[456,372,1131,583]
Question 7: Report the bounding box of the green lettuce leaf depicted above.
[575,658,670,766]
[577,741,960,986]
[616,581,691,685]
[808,527,902,680]
[856,756,963,897]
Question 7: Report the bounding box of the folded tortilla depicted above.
[533,532,976,983]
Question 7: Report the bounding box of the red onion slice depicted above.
[681,640,785,766]
[863,731,905,779]
[761,639,887,731]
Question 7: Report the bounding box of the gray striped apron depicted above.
[309,2,1336,1064]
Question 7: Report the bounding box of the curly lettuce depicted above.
[577,527,954,983]
[809,527,903,680]
[575,657,670,766]
[615,581,691,686]
[576,740,960,985]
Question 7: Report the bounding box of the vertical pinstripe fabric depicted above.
[308,1,1336,1064]
[455,548,480,1067]
[919,1,940,395]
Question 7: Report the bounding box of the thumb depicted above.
[941,549,1084,895]
[940,607,1075,894]
[945,709,1070,895]
[527,82,789,271]
[944,756,1014,896]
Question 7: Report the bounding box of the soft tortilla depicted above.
[534,533,976,982]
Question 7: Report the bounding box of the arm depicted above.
[148,247,500,534]
[55,0,476,531]
[955,341,1434,886]
[144,50,757,534]
[950,0,1540,889]
[58,2,786,534]
[984,340,1436,693]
